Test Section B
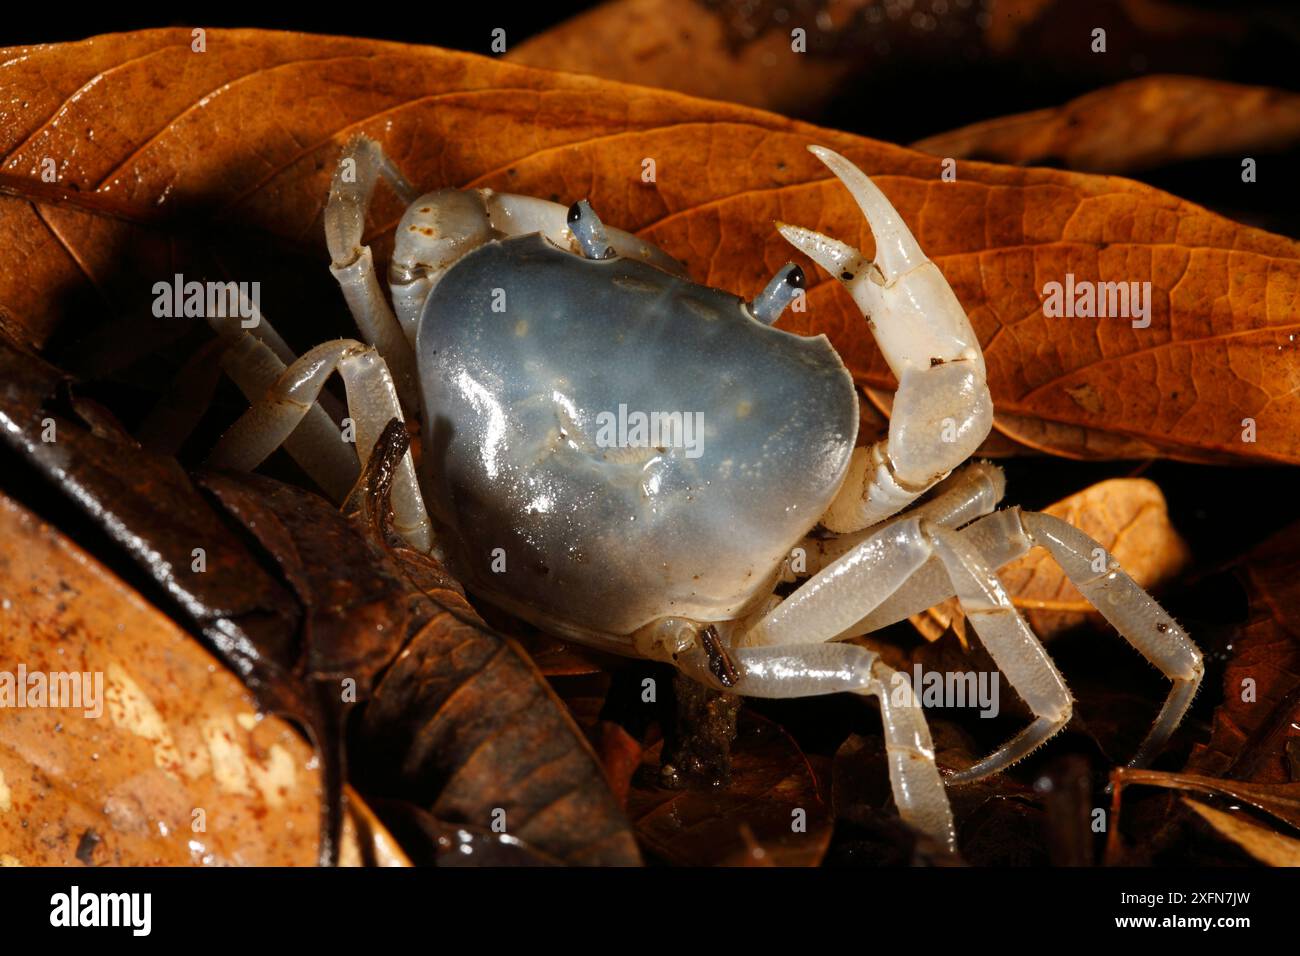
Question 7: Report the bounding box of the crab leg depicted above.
[736,510,1069,788]
[1016,510,1202,770]
[924,521,1073,781]
[779,147,992,532]
[789,460,1005,581]
[207,338,431,551]
[692,640,954,850]
[326,137,421,415]
[198,332,361,501]
[782,494,1202,775]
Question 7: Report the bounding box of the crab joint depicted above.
[567,200,616,260]
[750,263,805,325]
[699,625,742,688]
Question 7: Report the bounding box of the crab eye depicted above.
[566,199,616,260]
[751,262,805,325]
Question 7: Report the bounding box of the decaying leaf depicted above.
[911,478,1190,642]
[0,490,380,866]
[1,29,1298,466]
[914,75,1300,174]
[1182,798,1300,867]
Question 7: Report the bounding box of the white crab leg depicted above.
[780,146,993,532]
[326,137,421,414]
[208,338,431,551]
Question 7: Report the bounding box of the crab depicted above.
[200,138,1204,852]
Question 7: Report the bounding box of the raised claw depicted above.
[778,145,984,380]
[782,145,993,530]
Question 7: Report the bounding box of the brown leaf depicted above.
[1187,521,1300,783]
[506,0,860,115]
[627,713,830,866]
[914,75,1300,174]
[911,478,1190,642]
[1,29,1297,465]
[1111,767,1300,832]
[1181,798,1300,867]
[198,462,643,867]
[0,491,328,865]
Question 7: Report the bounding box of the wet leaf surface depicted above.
[1182,797,1300,867]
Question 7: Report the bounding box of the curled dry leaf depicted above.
[914,75,1300,174]
[0,491,403,866]
[509,0,1259,125]
[1181,798,1300,867]
[1110,767,1300,833]
[910,478,1190,642]
[0,29,1298,465]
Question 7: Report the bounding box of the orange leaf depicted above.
[0,29,1296,468]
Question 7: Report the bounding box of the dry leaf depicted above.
[914,75,1300,174]
[1111,767,1300,832]
[0,492,335,865]
[506,0,860,115]
[0,29,1297,465]
[911,478,1190,642]
[1182,798,1300,867]
[1187,520,1300,783]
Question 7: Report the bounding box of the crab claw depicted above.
[777,145,983,380]
[781,146,992,531]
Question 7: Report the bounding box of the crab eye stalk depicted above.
[750,263,805,325]
[567,200,616,260]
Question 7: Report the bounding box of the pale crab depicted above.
[200,138,1203,852]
